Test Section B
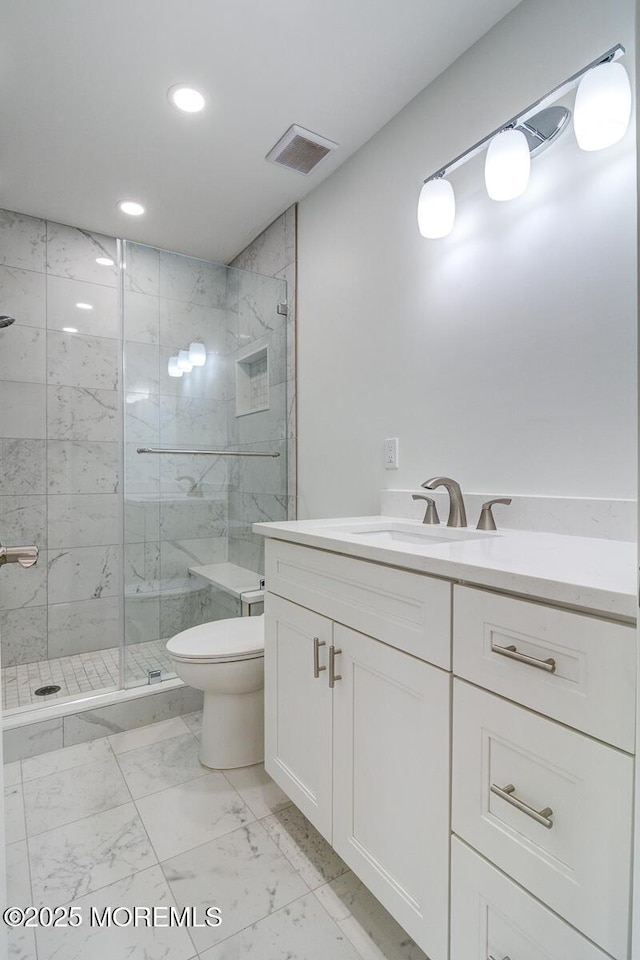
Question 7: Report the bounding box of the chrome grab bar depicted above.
[491,641,556,673]
[491,782,554,829]
[0,545,39,569]
[137,448,280,458]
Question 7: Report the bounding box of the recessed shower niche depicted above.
[236,345,270,416]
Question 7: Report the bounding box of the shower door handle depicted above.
[0,544,39,569]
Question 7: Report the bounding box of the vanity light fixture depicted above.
[417,44,629,238]
[95,256,115,267]
[188,341,207,366]
[118,200,145,217]
[168,356,183,377]
[168,84,206,114]
[177,349,193,372]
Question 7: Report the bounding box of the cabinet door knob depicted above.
[313,637,326,678]
[329,646,342,688]
[491,641,556,673]
[491,782,554,829]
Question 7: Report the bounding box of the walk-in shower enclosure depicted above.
[0,210,290,713]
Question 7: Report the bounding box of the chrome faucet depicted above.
[0,543,39,568]
[421,477,467,527]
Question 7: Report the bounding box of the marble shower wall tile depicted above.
[159,395,227,447]
[47,596,121,657]
[0,210,46,272]
[124,443,159,495]
[46,275,119,339]
[124,496,160,544]
[62,686,203,746]
[0,551,48,611]
[159,250,226,307]
[125,595,160,645]
[46,222,118,286]
[123,393,160,445]
[47,385,119,442]
[159,450,228,496]
[123,241,159,296]
[123,290,159,343]
[159,297,226,352]
[159,496,227,541]
[47,440,120,494]
[229,440,287,495]
[160,538,228,582]
[3,718,64,763]
[0,494,47,547]
[47,544,120,604]
[0,324,46,383]
[0,381,46,439]
[124,540,161,593]
[48,494,121,548]
[0,439,46,494]
[124,340,159,395]
[47,330,119,390]
[0,264,46,328]
[0,605,48,666]
[159,344,225,401]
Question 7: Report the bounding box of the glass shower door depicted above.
[122,242,288,688]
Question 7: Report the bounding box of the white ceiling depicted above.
[0,0,522,263]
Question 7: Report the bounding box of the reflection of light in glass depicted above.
[188,341,207,366]
[95,257,115,266]
[168,356,183,377]
[177,350,193,372]
[62,327,78,333]
[125,392,150,404]
[76,302,93,310]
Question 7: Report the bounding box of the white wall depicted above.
[297,0,637,519]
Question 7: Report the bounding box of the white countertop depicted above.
[253,517,638,620]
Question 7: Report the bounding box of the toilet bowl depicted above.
[166,615,264,769]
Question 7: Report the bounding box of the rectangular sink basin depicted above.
[323,521,493,546]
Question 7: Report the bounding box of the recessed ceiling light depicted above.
[75,302,93,310]
[118,200,145,216]
[168,84,205,113]
[95,256,115,267]
[62,327,78,333]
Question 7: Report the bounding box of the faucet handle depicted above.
[477,498,512,531]
[412,494,440,525]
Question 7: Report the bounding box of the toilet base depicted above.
[199,688,264,769]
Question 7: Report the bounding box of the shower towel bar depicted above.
[137,448,280,458]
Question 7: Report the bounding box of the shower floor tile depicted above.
[1,639,174,710]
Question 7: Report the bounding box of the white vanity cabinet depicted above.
[262,534,637,960]
[264,541,452,960]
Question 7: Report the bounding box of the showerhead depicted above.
[0,316,16,329]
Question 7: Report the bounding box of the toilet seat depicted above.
[166,614,264,664]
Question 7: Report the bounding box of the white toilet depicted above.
[166,615,265,769]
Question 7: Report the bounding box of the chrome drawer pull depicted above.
[491,782,554,829]
[329,646,342,688]
[491,641,556,673]
[313,637,326,679]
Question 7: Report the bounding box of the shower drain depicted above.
[34,685,61,697]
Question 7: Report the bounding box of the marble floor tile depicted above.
[29,802,156,907]
[181,710,202,739]
[162,821,307,952]
[4,761,22,786]
[314,872,427,960]
[5,782,26,842]
[261,804,349,890]
[224,764,292,821]
[136,772,255,861]
[35,865,196,960]
[6,840,35,960]
[22,737,113,782]
[116,732,207,798]
[198,891,362,960]
[109,716,190,755]
[23,756,131,836]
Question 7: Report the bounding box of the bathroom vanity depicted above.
[254,517,637,960]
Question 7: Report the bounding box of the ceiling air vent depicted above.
[266,124,338,175]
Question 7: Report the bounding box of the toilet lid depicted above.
[166,615,264,662]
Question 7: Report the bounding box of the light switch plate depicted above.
[384,437,399,469]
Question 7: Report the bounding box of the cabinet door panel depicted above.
[264,594,333,841]
[333,624,450,960]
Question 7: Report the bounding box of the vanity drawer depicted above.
[453,586,636,751]
[451,837,611,960]
[452,680,633,960]
[265,539,451,668]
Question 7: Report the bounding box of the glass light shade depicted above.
[484,128,531,201]
[168,356,183,377]
[188,341,207,366]
[177,350,193,372]
[417,179,455,239]
[573,61,631,151]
